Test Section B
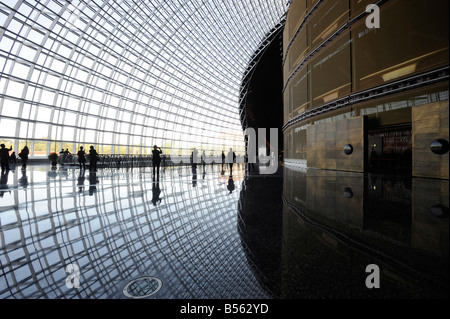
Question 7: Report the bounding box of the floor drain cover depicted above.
[123,276,162,298]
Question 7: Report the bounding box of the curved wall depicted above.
[283,0,449,178]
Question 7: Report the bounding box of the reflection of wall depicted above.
[283,167,364,230]
[305,169,364,230]
[412,178,449,257]
[281,166,449,297]
[412,101,449,179]
[307,116,366,172]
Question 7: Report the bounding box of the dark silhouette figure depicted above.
[77,170,85,193]
[61,148,71,165]
[227,174,235,194]
[202,150,206,167]
[10,151,16,164]
[191,148,198,171]
[77,146,86,170]
[227,148,236,173]
[221,151,225,172]
[152,145,162,177]
[19,146,29,170]
[89,145,98,171]
[0,144,12,171]
[151,180,162,206]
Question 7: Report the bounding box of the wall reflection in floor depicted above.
[239,165,449,298]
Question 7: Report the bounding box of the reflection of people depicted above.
[152,145,162,177]
[77,146,86,170]
[0,144,12,171]
[192,166,197,187]
[151,181,162,206]
[227,175,235,194]
[89,145,98,171]
[0,169,9,197]
[19,146,29,170]
[89,171,97,195]
[18,170,28,188]
[77,171,85,193]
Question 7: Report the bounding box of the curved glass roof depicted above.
[0,0,288,157]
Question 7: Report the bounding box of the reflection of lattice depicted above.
[0,165,268,299]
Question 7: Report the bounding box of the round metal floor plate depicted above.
[123,276,162,298]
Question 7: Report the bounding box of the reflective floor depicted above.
[0,163,448,299]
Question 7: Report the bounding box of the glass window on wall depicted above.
[309,29,351,108]
[351,0,449,93]
[308,0,349,53]
[33,140,48,156]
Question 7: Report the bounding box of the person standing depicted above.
[89,145,98,171]
[152,145,162,178]
[77,146,86,170]
[227,148,236,173]
[0,144,12,171]
[19,145,29,170]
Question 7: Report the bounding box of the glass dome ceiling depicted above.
[0,0,288,158]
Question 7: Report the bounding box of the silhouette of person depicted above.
[221,151,225,171]
[151,180,162,206]
[152,145,162,177]
[19,146,29,170]
[89,145,98,171]
[0,144,12,171]
[191,148,198,171]
[10,151,16,164]
[227,148,236,173]
[77,146,86,170]
[201,150,206,167]
[227,175,235,194]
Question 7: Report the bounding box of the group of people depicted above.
[76,145,99,171]
[0,144,29,171]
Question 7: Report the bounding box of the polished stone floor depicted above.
[0,162,448,299]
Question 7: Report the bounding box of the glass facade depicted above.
[0,0,289,158]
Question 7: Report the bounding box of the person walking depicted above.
[89,145,98,171]
[152,145,162,178]
[19,145,29,170]
[77,146,86,170]
[0,144,12,171]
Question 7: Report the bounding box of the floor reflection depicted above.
[0,163,269,299]
[1,163,448,299]
[238,165,448,298]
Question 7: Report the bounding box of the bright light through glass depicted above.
[0,0,288,157]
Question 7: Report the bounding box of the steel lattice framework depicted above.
[0,0,289,157]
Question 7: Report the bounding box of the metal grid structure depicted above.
[0,0,289,157]
[0,165,270,298]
